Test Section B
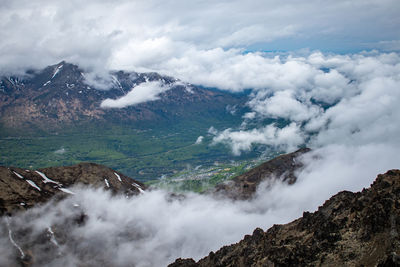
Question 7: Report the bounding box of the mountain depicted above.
[0,163,145,215]
[0,61,246,135]
[213,147,310,199]
[170,169,400,266]
[0,61,253,180]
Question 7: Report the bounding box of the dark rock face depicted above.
[214,147,310,199]
[0,163,145,215]
[170,169,400,267]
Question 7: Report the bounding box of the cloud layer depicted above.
[1,0,399,77]
[1,142,398,266]
[210,52,400,154]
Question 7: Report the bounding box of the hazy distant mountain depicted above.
[170,169,400,267]
[0,62,246,135]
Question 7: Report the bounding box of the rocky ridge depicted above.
[170,169,400,266]
[214,147,310,199]
[0,162,145,215]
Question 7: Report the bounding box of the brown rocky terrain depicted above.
[170,169,400,267]
[213,147,311,199]
[0,162,145,215]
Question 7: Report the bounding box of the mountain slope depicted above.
[170,169,400,266]
[0,61,246,135]
[0,163,145,215]
[0,61,251,181]
[213,147,310,199]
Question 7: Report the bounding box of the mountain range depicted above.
[0,61,246,135]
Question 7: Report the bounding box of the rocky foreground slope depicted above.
[0,163,145,215]
[170,169,400,266]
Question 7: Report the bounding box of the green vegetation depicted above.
[145,155,278,193]
[0,119,261,182]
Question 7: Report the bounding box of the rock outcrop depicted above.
[214,147,310,199]
[0,162,145,215]
[170,169,400,266]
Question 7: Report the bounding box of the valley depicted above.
[0,124,264,183]
[0,62,266,183]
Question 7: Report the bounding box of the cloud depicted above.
[212,123,304,155]
[210,51,400,155]
[100,81,170,108]
[0,0,399,77]
[195,136,204,145]
[1,140,398,266]
[248,90,322,122]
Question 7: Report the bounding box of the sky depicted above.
[1,1,400,266]
[0,0,399,75]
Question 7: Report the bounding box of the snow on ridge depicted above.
[104,179,110,188]
[111,75,124,91]
[12,171,24,179]
[132,182,145,194]
[114,172,122,182]
[26,180,41,191]
[47,227,60,247]
[59,188,75,195]
[6,218,25,259]
[51,64,63,80]
[35,171,61,186]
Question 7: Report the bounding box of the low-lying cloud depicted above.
[212,123,304,155]
[1,50,399,266]
[100,81,170,108]
[1,141,398,266]
[210,52,400,154]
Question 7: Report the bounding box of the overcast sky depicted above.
[1,0,399,75]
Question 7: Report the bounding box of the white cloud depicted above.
[248,90,322,122]
[195,136,204,145]
[209,52,400,155]
[100,81,170,108]
[2,140,398,266]
[212,123,304,155]
[0,0,399,77]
